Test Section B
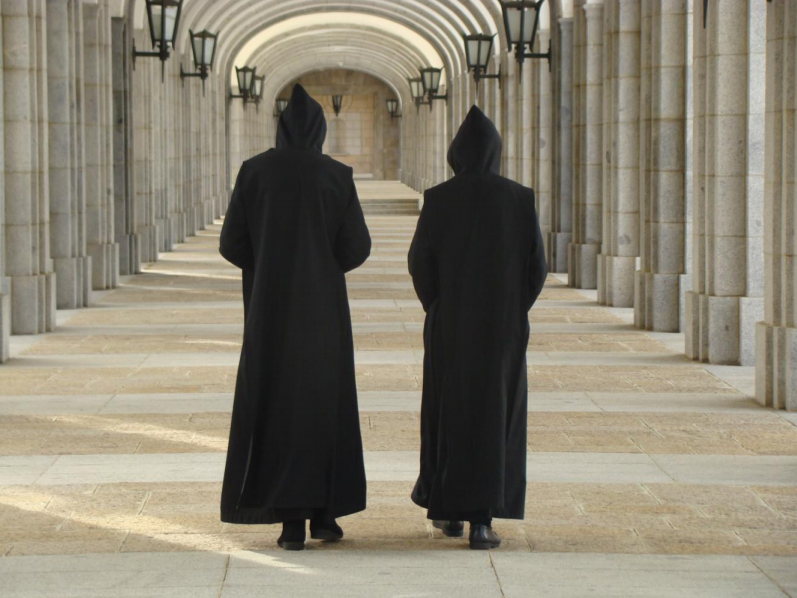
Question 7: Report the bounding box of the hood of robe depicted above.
[276,84,327,151]
[447,105,502,175]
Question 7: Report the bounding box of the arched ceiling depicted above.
[115,0,569,102]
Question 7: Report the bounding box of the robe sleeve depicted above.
[408,194,437,312]
[334,178,372,272]
[527,194,548,311]
[220,165,255,271]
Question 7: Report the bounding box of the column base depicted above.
[547,231,571,273]
[598,255,635,307]
[157,218,174,253]
[10,273,56,334]
[87,243,119,291]
[756,323,797,411]
[138,225,160,264]
[683,293,762,366]
[53,256,84,309]
[634,271,680,332]
[0,278,10,363]
[567,242,600,289]
[117,233,142,276]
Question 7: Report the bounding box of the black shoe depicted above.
[310,517,344,542]
[432,520,465,538]
[469,524,501,550]
[277,520,306,551]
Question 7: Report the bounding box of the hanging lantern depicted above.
[231,66,257,108]
[500,0,552,73]
[274,98,289,118]
[386,98,401,119]
[463,33,502,87]
[180,29,219,93]
[419,67,447,110]
[332,95,343,117]
[408,77,430,109]
[133,0,184,82]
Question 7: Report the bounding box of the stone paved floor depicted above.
[1,197,796,596]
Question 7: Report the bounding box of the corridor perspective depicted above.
[0,0,796,595]
[0,181,796,595]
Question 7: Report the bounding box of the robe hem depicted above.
[221,504,366,525]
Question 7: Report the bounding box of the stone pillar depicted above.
[111,16,140,275]
[756,0,796,410]
[503,58,517,179]
[634,0,689,331]
[568,1,603,289]
[47,0,85,308]
[0,6,8,361]
[3,0,56,334]
[597,0,640,307]
[133,28,158,263]
[536,30,553,260]
[549,18,574,273]
[83,3,117,289]
[685,0,765,365]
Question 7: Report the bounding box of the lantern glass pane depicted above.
[192,37,203,67]
[478,38,492,68]
[466,39,480,68]
[236,68,246,93]
[421,70,432,92]
[204,37,216,66]
[278,99,288,111]
[431,70,441,91]
[410,79,422,99]
[253,78,262,97]
[244,70,253,89]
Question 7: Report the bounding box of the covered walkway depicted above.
[1,182,796,596]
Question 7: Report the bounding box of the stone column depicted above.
[549,18,574,273]
[47,0,84,308]
[536,29,553,259]
[756,0,796,410]
[83,3,117,289]
[597,0,640,307]
[111,16,140,275]
[3,0,56,334]
[503,58,517,179]
[685,0,765,365]
[0,6,8,361]
[634,0,689,330]
[133,28,158,263]
[568,1,603,289]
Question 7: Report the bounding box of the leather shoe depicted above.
[310,518,344,542]
[432,520,465,538]
[469,524,501,550]
[277,520,306,551]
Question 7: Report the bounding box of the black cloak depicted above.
[219,84,371,524]
[409,105,548,520]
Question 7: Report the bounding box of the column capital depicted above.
[583,3,605,18]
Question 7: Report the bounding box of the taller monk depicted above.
[219,84,371,551]
[409,105,548,550]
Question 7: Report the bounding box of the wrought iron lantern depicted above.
[463,33,502,87]
[274,98,289,118]
[230,66,257,104]
[500,0,552,73]
[386,99,401,119]
[408,78,430,109]
[180,29,218,93]
[419,67,447,109]
[331,95,344,117]
[133,0,184,81]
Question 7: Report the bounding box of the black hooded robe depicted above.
[409,106,548,521]
[219,84,371,524]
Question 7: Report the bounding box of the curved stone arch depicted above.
[177,2,457,70]
[246,26,430,82]
[247,31,426,102]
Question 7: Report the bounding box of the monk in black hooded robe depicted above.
[219,84,371,551]
[409,106,548,550]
